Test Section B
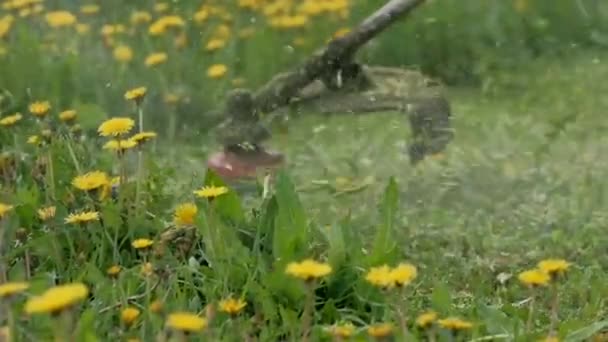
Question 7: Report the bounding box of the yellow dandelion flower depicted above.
[164,93,180,104]
[0,281,29,298]
[27,135,40,146]
[72,171,110,191]
[285,259,332,281]
[518,269,550,287]
[76,23,90,35]
[194,8,209,23]
[269,15,309,29]
[367,323,393,339]
[124,86,147,103]
[0,15,14,40]
[65,211,99,224]
[207,64,228,79]
[416,311,438,329]
[113,45,133,63]
[365,265,393,289]
[37,206,56,221]
[390,262,417,287]
[132,238,154,250]
[131,11,152,25]
[218,298,247,316]
[101,24,126,36]
[141,262,154,276]
[514,0,529,13]
[121,307,141,326]
[29,101,51,117]
[166,312,208,333]
[149,300,164,314]
[144,52,168,67]
[24,283,89,314]
[205,38,226,51]
[0,113,22,127]
[59,110,77,123]
[131,132,157,144]
[539,336,560,342]
[107,265,121,277]
[154,2,169,13]
[148,21,166,36]
[98,117,135,136]
[537,259,571,278]
[0,203,14,219]
[173,203,197,226]
[238,0,261,9]
[213,26,231,38]
[193,185,228,199]
[324,322,356,338]
[149,15,185,36]
[437,317,473,330]
[45,11,76,28]
[80,4,99,15]
[103,139,138,152]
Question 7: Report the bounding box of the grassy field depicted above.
[1,1,608,341]
[0,51,594,341]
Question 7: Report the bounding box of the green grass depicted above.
[2,7,608,340]
[124,51,608,340]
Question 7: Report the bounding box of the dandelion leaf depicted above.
[565,321,608,342]
[273,171,310,263]
[476,304,518,337]
[430,282,452,314]
[321,223,346,268]
[368,176,400,265]
[204,168,246,224]
[76,308,101,342]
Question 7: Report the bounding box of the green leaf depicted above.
[204,169,245,224]
[368,177,399,265]
[75,308,99,342]
[273,171,309,264]
[430,282,452,314]
[321,223,346,268]
[565,321,608,342]
[477,304,518,337]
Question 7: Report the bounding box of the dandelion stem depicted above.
[525,294,535,333]
[24,249,31,280]
[137,103,144,134]
[135,103,147,214]
[46,148,56,201]
[394,291,409,338]
[427,327,437,342]
[7,306,14,342]
[13,132,19,156]
[0,219,7,283]
[301,282,315,342]
[549,284,560,334]
[64,135,81,173]
[135,149,144,214]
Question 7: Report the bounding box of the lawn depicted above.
[1,1,608,341]
[146,51,608,341]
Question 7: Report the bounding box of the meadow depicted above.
[1,0,608,341]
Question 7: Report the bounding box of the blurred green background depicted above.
[1,0,607,139]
